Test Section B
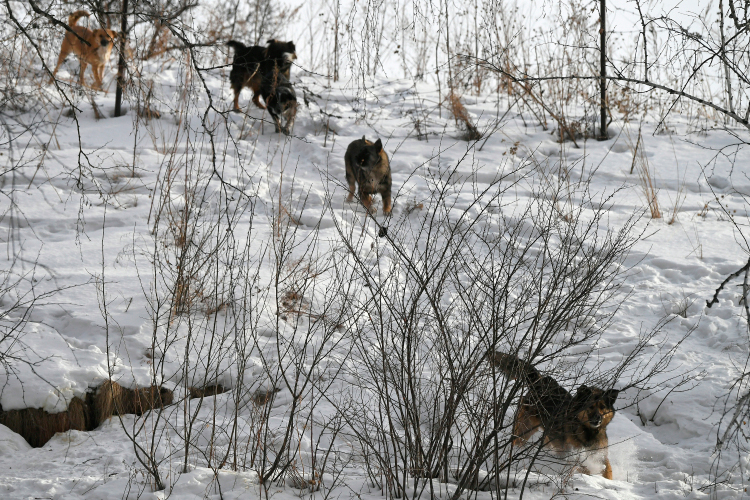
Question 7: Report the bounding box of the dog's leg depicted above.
[281,101,296,135]
[284,103,296,135]
[360,193,374,214]
[602,456,613,479]
[92,64,103,90]
[345,165,356,202]
[512,404,541,446]
[512,406,529,446]
[50,45,71,84]
[265,97,282,133]
[98,64,106,90]
[79,59,89,87]
[232,91,240,111]
[576,465,591,476]
[252,91,266,110]
[230,75,245,111]
[382,192,392,215]
[230,82,243,111]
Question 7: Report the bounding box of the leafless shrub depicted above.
[330,155,681,498]
[705,196,750,492]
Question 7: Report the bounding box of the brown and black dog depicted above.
[261,70,297,135]
[51,11,118,90]
[226,39,296,111]
[490,351,618,479]
[344,137,392,215]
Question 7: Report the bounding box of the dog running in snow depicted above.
[226,39,296,112]
[489,351,619,479]
[50,10,119,90]
[344,136,392,215]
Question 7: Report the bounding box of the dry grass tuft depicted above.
[403,199,425,217]
[448,92,482,141]
[128,386,174,416]
[0,397,88,447]
[287,464,321,491]
[0,381,175,447]
[90,379,129,427]
[252,387,281,406]
[630,129,661,219]
[637,161,661,219]
[189,385,228,399]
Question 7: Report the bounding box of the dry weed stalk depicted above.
[633,133,661,219]
[667,175,687,225]
[666,140,688,225]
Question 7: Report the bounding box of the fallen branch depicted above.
[706,257,750,308]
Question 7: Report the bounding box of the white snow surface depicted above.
[1,16,750,500]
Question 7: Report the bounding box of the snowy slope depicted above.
[1,11,750,499]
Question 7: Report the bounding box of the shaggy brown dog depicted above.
[344,137,392,215]
[50,11,118,90]
[490,351,618,479]
[226,39,296,111]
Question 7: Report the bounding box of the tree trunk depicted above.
[599,0,607,139]
[114,0,128,117]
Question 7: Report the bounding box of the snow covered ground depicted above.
[1,7,750,499]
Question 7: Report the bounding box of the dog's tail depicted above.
[68,10,91,27]
[226,40,247,51]
[489,351,542,384]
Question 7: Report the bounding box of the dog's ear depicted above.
[573,385,593,407]
[361,135,366,141]
[374,139,383,152]
[576,384,591,399]
[267,39,277,44]
[604,389,619,407]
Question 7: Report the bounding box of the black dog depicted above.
[226,39,296,111]
[261,70,297,135]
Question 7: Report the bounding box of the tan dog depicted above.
[51,11,118,90]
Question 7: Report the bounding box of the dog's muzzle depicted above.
[589,415,602,428]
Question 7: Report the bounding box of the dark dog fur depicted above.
[344,137,392,215]
[51,10,119,89]
[226,39,296,111]
[261,70,297,135]
[490,351,618,479]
